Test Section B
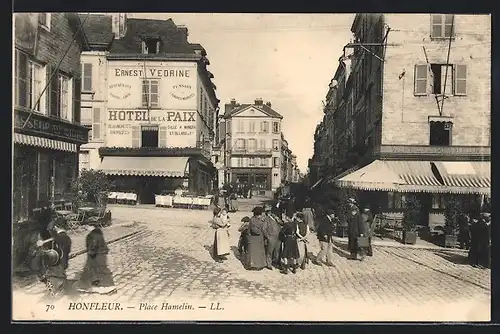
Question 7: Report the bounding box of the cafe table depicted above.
[55,210,73,217]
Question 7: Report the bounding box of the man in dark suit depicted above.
[346,198,365,260]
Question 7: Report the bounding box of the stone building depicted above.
[311,14,491,225]
[77,14,219,203]
[13,13,89,222]
[220,98,285,196]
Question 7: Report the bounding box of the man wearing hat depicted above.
[346,197,365,260]
[262,204,283,269]
[360,205,374,258]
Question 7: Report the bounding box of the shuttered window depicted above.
[73,77,81,123]
[131,126,141,147]
[92,107,101,140]
[159,126,167,147]
[430,14,455,39]
[49,66,60,117]
[454,64,467,95]
[82,63,93,91]
[414,64,428,96]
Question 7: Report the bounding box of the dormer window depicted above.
[142,38,161,55]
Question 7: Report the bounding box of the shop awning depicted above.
[326,165,361,184]
[432,161,490,195]
[383,160,445,193]
[99,156,190,177]
[335,160,404,191]
[13,133,77,152]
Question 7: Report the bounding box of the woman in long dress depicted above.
[295,213,310,270]
[246,207,268,270]
[280,216,300,274]
[77,226,117,294]
[212,207,231,263]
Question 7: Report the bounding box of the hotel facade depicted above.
[79,14,219,203]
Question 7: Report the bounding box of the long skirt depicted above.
[213,229,230,257]
[77,254,116,294]
[281,236,299,265]
[246,234,267,269]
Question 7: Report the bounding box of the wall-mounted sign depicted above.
[107,110,197,122]
[109,83,132,100]
[107,61,198,110]
[14,109,88,144]
[170,84,195,101]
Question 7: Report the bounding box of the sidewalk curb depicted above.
[68,229,143,259]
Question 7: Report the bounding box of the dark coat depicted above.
[280,220,300,260]
[316,215,335,242]
[246,216,268,269]
[347,208,365,238]
[78,228,115,288]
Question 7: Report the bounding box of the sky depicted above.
[129,13,355,172]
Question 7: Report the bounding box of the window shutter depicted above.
[83,63,92,91]
[92,107,101,140]
[414,64,428,96]
[242,139,247,149]
[159,126,167,147]
[50,67,60,117]
[430,14,443,38]
[131,126,140,147]
[454,64,467,95]
[142,80,148,107]
[73,77,81,124]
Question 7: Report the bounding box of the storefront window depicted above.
[388,192,406,209]
[432,194,447,209]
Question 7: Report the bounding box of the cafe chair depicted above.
[66,211,86,230]
[86,207,108,228]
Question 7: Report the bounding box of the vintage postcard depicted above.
[12,12,491,322]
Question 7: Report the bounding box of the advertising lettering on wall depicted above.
[109,83,132,100]
[105,109,198,148]
[107,62,197,110]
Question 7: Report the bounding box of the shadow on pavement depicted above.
[331,243,351,259]
[203,244,216,261]
[433,251,470,266]
[230,246,247,269]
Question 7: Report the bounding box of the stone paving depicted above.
[12,203,491,321]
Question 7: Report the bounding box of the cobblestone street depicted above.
[13,204,491,322]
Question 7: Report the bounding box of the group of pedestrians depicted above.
[22,207,117,299]
[459,211,491,269]
[211,196,376,274]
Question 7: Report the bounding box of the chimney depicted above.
[177,25,189,42]
[254,98,263,105]
[265,101,272,108]
[111,13,127,39]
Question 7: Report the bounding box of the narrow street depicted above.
[13,202,490,321]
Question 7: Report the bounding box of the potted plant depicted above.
[402,195,421,245]
[444,197,461,248]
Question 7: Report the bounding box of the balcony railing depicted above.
[230,148,273,155]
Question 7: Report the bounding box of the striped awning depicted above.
[13,133,77,152]
[432,161,490,195]
[335,160,405,191]
[384,160,444,193]
[99,156,190,177]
